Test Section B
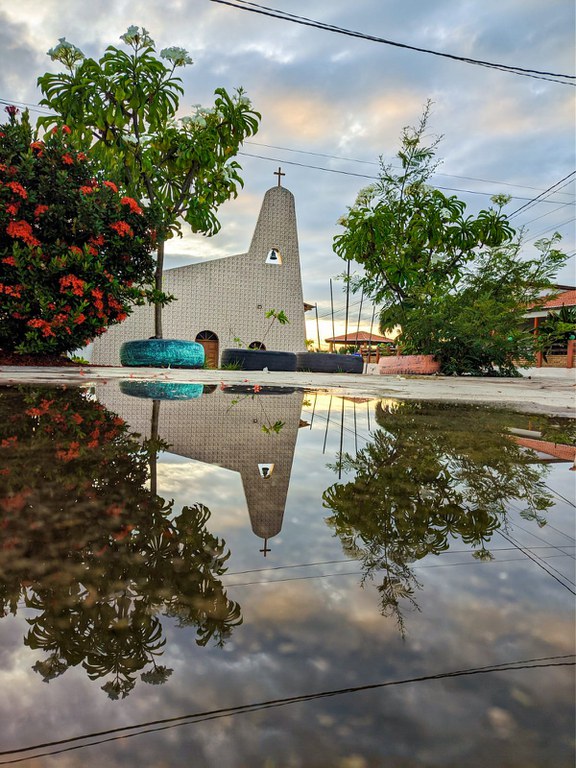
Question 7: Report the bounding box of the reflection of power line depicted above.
[225,552,575,587]
[3,655,573,763]
[223,545,576,577]
[496,529,576,594]
[505,505,576,560]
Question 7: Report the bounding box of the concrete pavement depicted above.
[1,364,574,417]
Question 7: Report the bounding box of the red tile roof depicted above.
[325,331,395,343]
[540,289,576,309]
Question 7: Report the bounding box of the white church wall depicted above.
[92,184,307,365]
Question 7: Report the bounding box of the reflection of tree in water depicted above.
[323,401,557,635]
[0,387,241,699]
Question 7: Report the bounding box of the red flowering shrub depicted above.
[0,108,158,356]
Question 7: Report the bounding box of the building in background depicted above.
[92,180,307,366]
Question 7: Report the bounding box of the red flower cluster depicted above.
[0,283,22,297]
[1,112,156,356]
[6,181,27,199]
[59,274,87,296]
[6,220,41,247]
[27,318,55,337]
[34,204,49,218]
[110,221,133,238]
[121,196,143,215]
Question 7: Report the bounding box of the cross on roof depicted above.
[274,167,285,187]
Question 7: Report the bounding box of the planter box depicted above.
[120,339,205,368]
[378,354,440,375]
[296,352,363,373]
[220,348,297,371]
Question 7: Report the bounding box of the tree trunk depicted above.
[154,240,165,339]
[149,399,160,497]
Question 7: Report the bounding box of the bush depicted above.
[0,108,156,356]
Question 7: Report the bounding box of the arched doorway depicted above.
[195,330,219,367]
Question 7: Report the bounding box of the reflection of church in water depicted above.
[96,386,304,555]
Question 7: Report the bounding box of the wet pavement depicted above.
[1,364,574,416]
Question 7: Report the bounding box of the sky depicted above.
[0,0,574,342]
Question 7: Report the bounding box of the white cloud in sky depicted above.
[1,0,574,340]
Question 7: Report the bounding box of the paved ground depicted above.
[1,364,574,417]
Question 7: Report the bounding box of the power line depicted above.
[210,0,575,86]
[3,96,573,207]
[240,151,574,206]
[524,216,576,244]
[508,172,576,218]
[245,141,575,197]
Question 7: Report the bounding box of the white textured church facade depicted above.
[92,182,307,366]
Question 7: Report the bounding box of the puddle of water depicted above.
[0,382,574,767]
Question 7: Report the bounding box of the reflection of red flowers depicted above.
[103,180,118,193]
[2,257,16,266]
[0,489,32,514]
[25,399,53,417]
[253,384,262,393]
[6,203,19,216]
[30,141,44,154]
[69,246,83,255]
[120,196,143,215]
[0,436,17,448]
[56,441,80,462]
[61,153,74,165]
[6,220,41,247]
[110,221,133,238]
[80,186,94,194]
[74,314,86,325]
[89,235,105,246]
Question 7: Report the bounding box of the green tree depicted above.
[38,27,261,337]
[535,305,576,360]
[399,234,567,375]
[333,103,567,375]
[0,108,156,356]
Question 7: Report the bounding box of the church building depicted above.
[92,173,308,366]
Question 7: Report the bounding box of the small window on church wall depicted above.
[265,248,282,265]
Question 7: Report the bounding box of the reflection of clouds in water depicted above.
[1,391,574,766]
[156,456,248,529]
